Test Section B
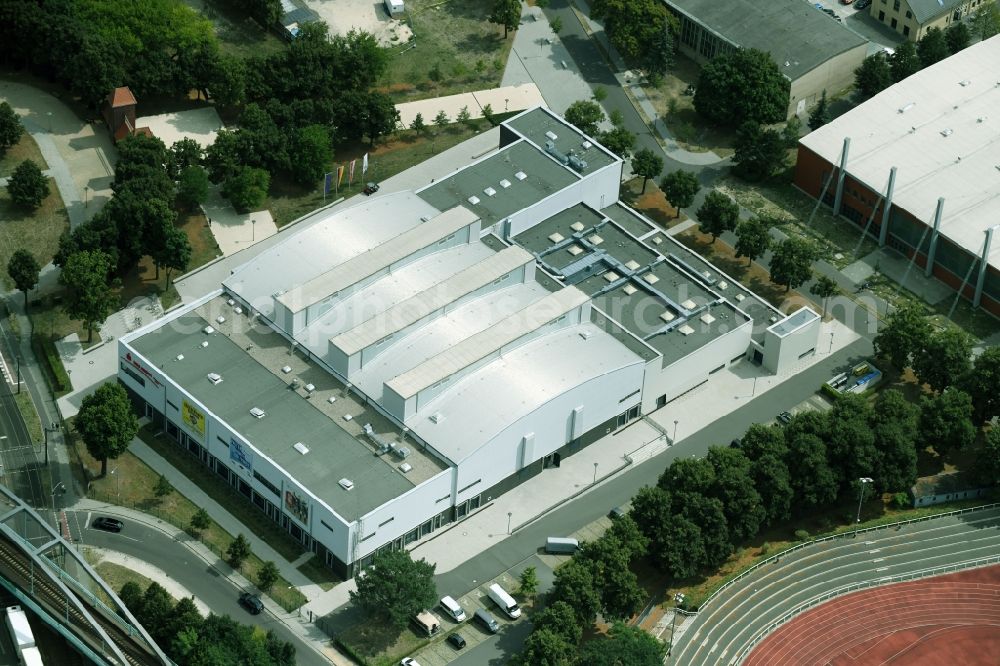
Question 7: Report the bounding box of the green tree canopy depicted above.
[579,622,666,666]
[518,565,539,598]
[913,327,972,393]
[533,601,582,644]
[659,170,700,218]
[734,216,772,266]
[75,381,138,477]
[854,53,893,101]
[707,446,765,542]
[564,100,605,137]
[679,491,731,568]
[0,101,24,156]
[154,473,173,499]
[963,347,1000,423]
[769,237,818,291]
[808,90,830,131]
[752,453,794,525]
[971,2,1000,40]
[810,274,838,317]
[696,190,740,242]
[874,301,930,370]
[786,432,837,509]
[890,41,921,82]
[826,394,878,494]
[290,125,332,185]
[741,423,787,459]
[979,427,1000,487]
[7,159,49,209]
[733,122,786,181]
[590,0,677,78]
[59,250,117,342]
[605,513,648,561]
[917,27,950,67]
[548,558,601,625]
[7,249,40,308]
[518,627,575,666]
[871,389,919,493]
[257,561,280,592]
[349,549,437,628]
[945,22,971,54]
[190,508,211,533]
[177,165,209,210]
[489,0,522,39]
[168,138,204,179]
[919,388,976,457]
[600,125,636,159]
[694,48,790,128]
[226,534,252,569]
[631,148,664,193]
[222,167,270,213]
[659,456,715,495]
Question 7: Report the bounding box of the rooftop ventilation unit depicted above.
[175,354,185,361]
[430,412,444,424]
[343,414,353,422]
[979,117,988,123]
[718,281,728,290]
[514,171,527,181]
[304,383,316,393]
[700,312,716,325]
[544,140,569,165]
[234,306,243,315]
[579,330,593,340]
[734,293,746,302]
[940,128,953,137]
[293,442,310,455]
[281,365,292,374]
[250,407,266,419]
[499,179,512,188]
[484,187,497,196]
[678,324,695,336]
[216,316,226,324]
[207,372,223,385]
[227,298,235,306]
[545,130,558,140]
[898,102,915,114]
[420,216,430,222]
[327,396,337,404]
[200,341,209,348]
[959,79,971,86]
[567,154,588,172]
[467,195,481,205]
[394,446,412,459]
[339,478,354,491]
[398,462,412,473]
[582,140,592,149]
[203,326,215,335]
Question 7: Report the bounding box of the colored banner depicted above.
[181,400,205,436]
[230,438,253,471]
[337,165,345,186]
[362,152,368,175]
[285,489,309,524]
[323,172,333,195]
[349,159,356,185]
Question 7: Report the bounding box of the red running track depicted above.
[744,565,1000,665]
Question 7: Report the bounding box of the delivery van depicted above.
[487,583,521,619]
[440,595,466,622]
[545,537,579,554]
[474,608,500,633]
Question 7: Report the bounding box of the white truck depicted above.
[487,583,521,619]
[5,605,38,666]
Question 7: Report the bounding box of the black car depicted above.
[446,633,466,649]
[239,592,263,615]
[855,0,871,8]
[363,182,380,196]
[93,517,124,533]
[777,411,793,425]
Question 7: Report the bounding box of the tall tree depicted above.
[360,91,400,147]
[945,22,971,54]
[168,138,204,180]
[549,558,601,625]
[659,170,700,218]
[963,347,1000,423]
[694,48,790,128]
[810,275,838,317]
[532,601,582,645]
[786,433,837,509]
[979,427,1000,487]
[769,237,818,291]
[631,148,664,193]
[177,166,209,210]
[59,250,117,342]
[827,394,879,495]
[971,2,1000,40]
[605,514,648,561]
[222,167,269,213]
[162,597,202,652]
[913,327,972,393]
[679,492,731,568]
[7,159,49,209]
[808,91,830,131]
[257,561,280,592]
[659,456,715,495]
[917,27,950,68]
[489,0,522,39]
[590,0,678,78]
[919,388,976,457]
[0,101,24,156]
[890,41,921,82]
[7,249,40,308]
[734,216,772,266]
[706,446,765,543]
[873,301,930,371]
[733,122,787,181]
[871,389,919,493]
[518,628,576,666]
[226,534,252,569]
[564,100,605,136]
[579,622,666,666]
[75,381,138,477]
[696,190,739,242]
[350,549,436,628]
[290,125,332,185]
[854,53,893,100]
[752,453,794,525]
[740,423,787,460]
[600,126,636,159]
[141,582,175,635]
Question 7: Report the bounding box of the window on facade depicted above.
[879,10,885,20]
[903,25,910,36]
[893,0,900,9]
[905,9,911,17]
[891,17,898,28]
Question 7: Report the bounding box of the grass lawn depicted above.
[73,425,310,611]
[0,179,69,291]
[380,0,515,102]
[337,622,433,666]
[178,0,287,60]
[13,390,41,444]
[268,124,485,227]
[0,132,49,177]
[92,560,165,601]
[297,556,339,592]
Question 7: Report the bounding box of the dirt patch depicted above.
[304,0,412,46]
[0,132,49,177]
[0,178,69,290]
[621,178,688,229]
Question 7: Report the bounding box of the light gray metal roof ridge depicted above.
[330,245,534,356]
[278,206,480,313]
[386,286,590,399]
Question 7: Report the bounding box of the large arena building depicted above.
[119,108,819,575]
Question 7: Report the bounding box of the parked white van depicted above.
[545,537,579,554]
[439,595,466,622]
[487,583,521,619]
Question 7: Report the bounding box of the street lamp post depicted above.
[111,467,120,498]
[856,477,873,524]
[51,482,65,512]
[667,592,686,662]
[673,420,679,442]
[84,185,89,208]
[43,423,61,466]
[506,511,512,535]
[593,462,598,484]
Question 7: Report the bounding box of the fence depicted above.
[693,502,1000,614]
[728,553,1000,665]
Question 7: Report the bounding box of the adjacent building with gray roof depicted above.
[119,107,818,577]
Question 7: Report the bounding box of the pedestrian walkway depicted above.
[86,546,212,616]
[394,83,544,129]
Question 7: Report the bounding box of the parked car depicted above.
[363,182,380,196]
[400,658,421,666]
[777,411,793,425]
[840,0,854,4]
[92,517,124,533]
[855,0,871,8]
[238,592,263,615]
[446,633,467,649]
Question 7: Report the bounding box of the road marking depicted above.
[869,549,881,554]
[118,535,141,543]
[865,541,875,545]
[873,558,884,563]
[875,566,888,572]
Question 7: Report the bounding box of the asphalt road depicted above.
[0,381,46,513]
[675,506,1000,665]
[65,510,330,666]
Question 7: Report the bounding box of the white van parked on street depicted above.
[487,583,521,619]
[440,595,466,622]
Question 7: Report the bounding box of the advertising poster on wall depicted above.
[181,400,205,436]
[285,489,309,525]
[230,438,253,471]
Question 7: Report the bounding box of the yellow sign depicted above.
[181,400,205,436]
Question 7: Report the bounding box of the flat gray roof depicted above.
[668,0,866,81]
[417,140,578,228]
[130,300,446,522]
[504,107,617,174]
